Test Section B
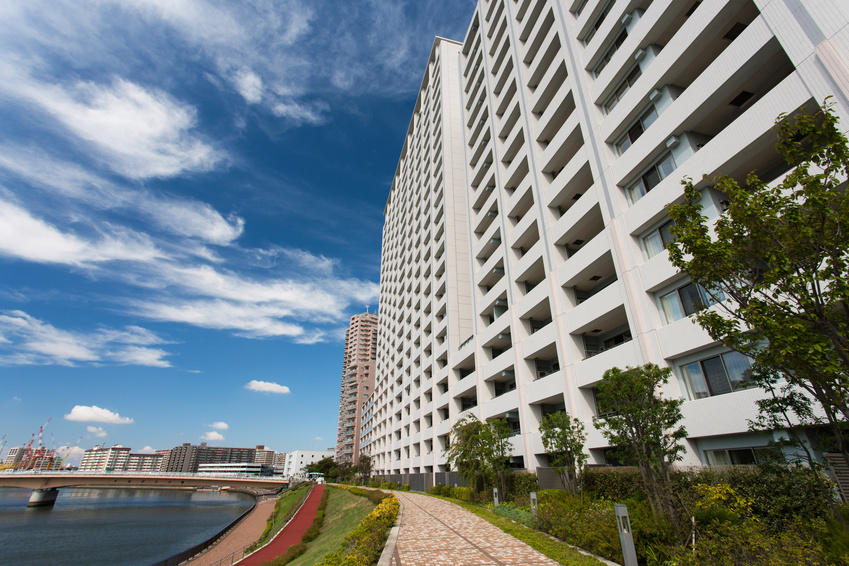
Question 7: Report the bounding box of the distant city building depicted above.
[162,443,259,473]
[284,449,334,479]
[273,452,287,475]
[125,452,164,472]
[3,447,24,467]
[79,445,131,472]
[335,312,378,464]
[254,445,276,466]
[155,449,171,472]
[198,462,273,476]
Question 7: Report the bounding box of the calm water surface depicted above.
[0,487,254,566]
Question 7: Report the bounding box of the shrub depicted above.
[428,484,443,495]
[265,542,307,566]
[317,494,400,566]
[493,502,534,528]
[507,472,540,504]
[582,467,645,501]
[401,484,410,491]
[534,489,622,562]
[443,486,455,499]
[454,486,473,502]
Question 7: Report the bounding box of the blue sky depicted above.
[0,0,474,464]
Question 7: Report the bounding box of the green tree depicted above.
[593,363,688,541]
[356,454,372,484]
[305,456,338,480]
[666,102,849,473]
[539,411,587,496]
[445,414,511,497]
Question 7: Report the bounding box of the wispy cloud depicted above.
[246,380,290,394]
[65,405,134,424]
[0,311,172,367]
[200,430,225,442]
[87,426,108,438]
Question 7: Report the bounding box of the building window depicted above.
[659,282,724,323]
[626,153,676,203]
[681,351,753,399]
[642,220,675,258]
[604,66,641,113]
[615,105,658,154]
[594,29,628,76]
[584,0,615,44]
[705,448,762,466]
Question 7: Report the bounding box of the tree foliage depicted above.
[356,454,372,483]
[539,411,587,496]
[593,363,688,540]
[445,414,511,496]
[666,102,849,472]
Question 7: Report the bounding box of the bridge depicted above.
[0,471,289,506]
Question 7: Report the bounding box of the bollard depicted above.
[529,492,537,518]
[493,487,499,506]
[614,504,638,566]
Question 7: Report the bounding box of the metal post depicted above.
[493,487,499,506]
[529,492,537,518]
[614,504,638,566]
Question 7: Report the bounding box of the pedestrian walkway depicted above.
[392,491,559,566]
[187,498,277,566]
[237,483,325,566]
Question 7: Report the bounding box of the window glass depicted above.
[642,106,658,129]
[659,290,685,323]
[729,448,757,465]
[702,355,733,396]
[659,221,676,246]
[682,362,710,398]
[722,351,752,389]
[706,450,731,466]
[657,153,676,179]
[643,231,664,258]
[679,283,703,316]
[642,167,661,192]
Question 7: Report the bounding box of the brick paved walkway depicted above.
[392,492,559,566]
[186,497,277,566]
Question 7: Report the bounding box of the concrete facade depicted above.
[336,312,378,464]
[79,445,131,472]
[283,449,334,479]
[366,0,849,476]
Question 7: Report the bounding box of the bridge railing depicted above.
[0,470,288,482]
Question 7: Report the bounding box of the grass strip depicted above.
[286,488,375,566]
[435,496,606,566]
[316,488,399,566]
[248,484,310,551]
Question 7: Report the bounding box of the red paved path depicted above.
[237,484,325,566]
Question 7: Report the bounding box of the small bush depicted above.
[493,502,534,528]
[454,486,473,501]
[507,472,540,505]
[428,484,443,495]
[443,486,455,499]
[401,484,410,491]
[265,542,307,566]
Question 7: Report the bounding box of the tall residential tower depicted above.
[335,312,378,464]
[366,0,849,479]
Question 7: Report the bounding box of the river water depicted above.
[0,487,254,566]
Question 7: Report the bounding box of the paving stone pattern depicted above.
[393,492,559,566]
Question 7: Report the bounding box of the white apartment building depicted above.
[365,0,849,477]
[283,449,335,479]
[79,445,131,472]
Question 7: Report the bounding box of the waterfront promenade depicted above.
[186,495,277,566]
[391,491,560,566]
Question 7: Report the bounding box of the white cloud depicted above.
[0,311,172,367]
[246,380,290,394]
[200,430,225,442]
[208,421,229,430]
[65,405,134,424]
[313,436,323,441]
[0,70,222,179]
[87,426,108,438]
[60,446,86,467]
[0,147,244,245]
[12,396,22,402]
[235,69,263,103]
[138,446,156,454]
[0,197,163,266]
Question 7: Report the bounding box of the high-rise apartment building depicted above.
[162,442,257,473]
[79,445,131,472]
[335,312,378,464]
[366,0,849,478]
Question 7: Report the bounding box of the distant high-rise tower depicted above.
[335,312,378,464]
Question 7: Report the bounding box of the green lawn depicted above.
[287,487,375,566]
[439,497,607,566]
[252,485,310,549]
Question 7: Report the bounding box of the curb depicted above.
[377,496,403,566]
